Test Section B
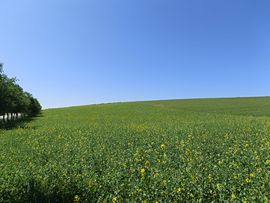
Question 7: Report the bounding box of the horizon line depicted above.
[43,95,270,110]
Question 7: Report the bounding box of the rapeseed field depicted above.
[0,97,270,202]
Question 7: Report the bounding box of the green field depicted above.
[1,97,270,202]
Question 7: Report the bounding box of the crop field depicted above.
[1,97,270,202]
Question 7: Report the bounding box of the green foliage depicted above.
[1,97,270,202]
[26,93,42,117]
[0,65,41,121]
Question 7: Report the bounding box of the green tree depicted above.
[0,64,41,123]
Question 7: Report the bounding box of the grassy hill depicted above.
[1,97,270,202]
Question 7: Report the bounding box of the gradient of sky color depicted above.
[0,0,269,108]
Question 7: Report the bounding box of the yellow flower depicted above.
[112,196,117,203]
[162,180,167,185]
[256,167,262,173]
[265,160,270,165]
[216,183,222,190]
[218,159,224,165]
[160,144,166,149]
[208,174,213,181]
[140,168,146,176]
[249,173,255,178]
[74,195,80,202]
[245,178,251,183]
[177,187,182,193]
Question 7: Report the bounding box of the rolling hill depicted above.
[1,97,270,202]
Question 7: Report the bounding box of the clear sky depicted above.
[0,0,269,109]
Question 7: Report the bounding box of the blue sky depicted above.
[0,0,269,108]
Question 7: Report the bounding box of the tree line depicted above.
[0,64,41,122]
